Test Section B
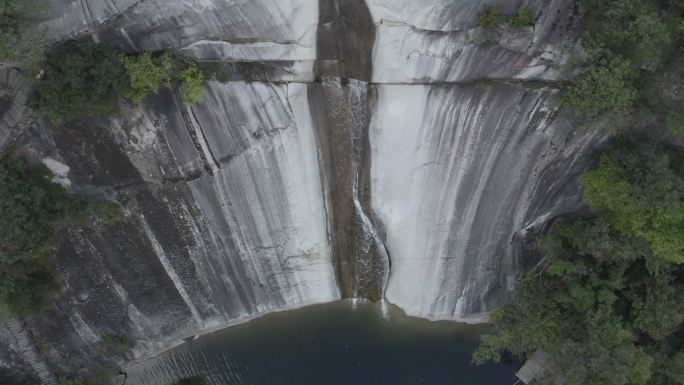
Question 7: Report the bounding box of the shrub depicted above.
[28,40,131,125]
[474,138,684,384]
[178,64,205,106]
[474,217,683,385]
[477,5,504,30]
[0,267,58,316]
[29,42,207,122]
[71,201,124,225]
[508,6,535,29]
[562,0,682,118]
[0,158,72,314]
[563,58,638,117]
[0,157,123,315]
[123,51,173,102]
[0,158,72,264]
[0,0,45,70]
[103,334,132,353]
[665,111,684,135]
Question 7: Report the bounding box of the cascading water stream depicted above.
[313,0,391,307]
[349,78,391,317]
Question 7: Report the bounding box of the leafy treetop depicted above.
[28,41,207,126]
[473,138,684,385]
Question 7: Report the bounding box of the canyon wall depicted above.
[0,0,607,382]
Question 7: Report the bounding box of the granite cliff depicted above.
[0,0,606,382]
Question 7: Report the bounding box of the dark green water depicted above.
[126,300,516,385]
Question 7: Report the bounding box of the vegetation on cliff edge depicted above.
[477,5,536,31]
[28,40,207,125]
[563,0,683,126]
[473,138,684,385]
[0,0,47,71]
[0,157,122,315]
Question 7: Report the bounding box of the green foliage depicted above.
[0,157,123,315]
[477,5,504,30]
[0,0,46,70]
[666,111,684,136]
[103,334,132,353]
[658,351,684,384]
[563,58,638,117]
[474,138,684,385]
[93,202,124,225]
[582,0,673,68]
[92,368,119,385]
[581,138,684,264]
[173,376,206,385]
[178,64,205,106]
[73,201,123,225]
[123,51,173,103]
[508,6,535,29]
[563,0,682,117]
[0,158,71,314]
[29,41,207,123]
[0,267,58,316]
[556,309,655,385]
[474,218,683,384]
[628,277,683,340]
[28,40,130,125]
[0,158,72,264]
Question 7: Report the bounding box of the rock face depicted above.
[372,84,601,321]
[0,0,605,381]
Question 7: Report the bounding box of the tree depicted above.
[556,310,654,385]
[0,0,46,70]
[123,51,173,103]
[581,0,673,68]
[563,57,638,117]
[0,157,122,315]
[473,138,684,385]
[0,158,70,314]
[178,64,205,106]
[666,112,684,136]
[0,158,72,264]
[508,6,535,29]
[582,138,684,264]
[28,40,131,125]
[563,0,681,117]
[29,41,207,123]
[628,277,683,340]
[477,5,504,31]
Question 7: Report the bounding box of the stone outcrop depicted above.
[0,0,606,382]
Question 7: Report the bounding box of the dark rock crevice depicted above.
[311,0,390,302]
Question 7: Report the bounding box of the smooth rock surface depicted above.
[0,0,603,381]
[367,0,580,82]
[371,83,602,321]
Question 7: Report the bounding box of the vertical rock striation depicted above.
[362,0,591,322]
[10,46,340,380]
[371,84,602,322]
[0,0,609,381]
[310,0,389,301]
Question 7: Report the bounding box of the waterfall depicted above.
[312,0,392,304]
[0,0,606,381]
